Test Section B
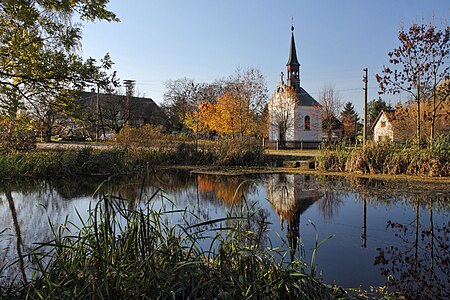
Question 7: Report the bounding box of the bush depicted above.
[217,137,264,166]
[0,115,36,154]
[114,124,166,148]
[345,142,390,174]
[316,145,350,172]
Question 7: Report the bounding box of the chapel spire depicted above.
[286,25,300,89]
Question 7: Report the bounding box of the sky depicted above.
[80,0,449,115]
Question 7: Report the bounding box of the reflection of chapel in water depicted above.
[267,174,323,258]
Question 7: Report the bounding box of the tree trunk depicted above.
[416,83,421,147]
[430,107,436,144]
[417,99,420,146]
[43,125,52,142]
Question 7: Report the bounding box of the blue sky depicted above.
[80,0,449,115]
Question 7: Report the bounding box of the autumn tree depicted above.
[207,92,253,136]
[340,102,359,143]
[178,67,268,137]
[184,102,216,137]
[257,103,269,138]
[376,21,450,144]
[318,85,342,141]
[162,78,229,132]
[390,100,449,142]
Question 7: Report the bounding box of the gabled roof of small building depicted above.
[371,108,396,131]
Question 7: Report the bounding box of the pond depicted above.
[0,169,449,296]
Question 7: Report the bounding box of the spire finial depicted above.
[291,16,294,32]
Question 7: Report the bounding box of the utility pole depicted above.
[362,68,368,147]
[123,79,135,127]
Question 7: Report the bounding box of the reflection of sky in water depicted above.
[0,171,449,290]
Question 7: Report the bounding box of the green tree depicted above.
[376,21,450,145]
[0,0,118,141]
[340,102,358,143]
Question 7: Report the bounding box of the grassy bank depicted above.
[316,136,450,177]
[0,138,280,178]
[1,193,344,299]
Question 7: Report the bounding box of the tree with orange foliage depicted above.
[214,92,256,136]
[184,102,215,135]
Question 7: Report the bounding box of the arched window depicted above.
[304,115,311,130]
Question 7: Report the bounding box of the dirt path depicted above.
[36,142,114,150]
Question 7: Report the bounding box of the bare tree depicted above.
[318,84,342,141]
[225,67,269,136]
[269,84,297,141]
[162,78,202,132]
[376,21,450,144]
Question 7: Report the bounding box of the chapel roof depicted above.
[295,86,321,107]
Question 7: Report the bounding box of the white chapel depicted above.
[268,26,322,145]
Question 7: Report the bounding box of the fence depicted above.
[263,139,322,150]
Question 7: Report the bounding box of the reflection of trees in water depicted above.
[267,174,323,259]
[0,177,106,200]
[3,190,27,284]
[374,198,449,300]
[316,191,344,221]
[196,175,257,206]
[0,183,94,285]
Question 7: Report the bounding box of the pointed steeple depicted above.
[287,26,300,67]
[286,25,300,89]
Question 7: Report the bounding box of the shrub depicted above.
[217,137,264,166]
[114,124,166,148]
[0,115,36,154]
[316,146,350,172]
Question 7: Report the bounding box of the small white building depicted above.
[372,109,396,142]
[268,26,322,145]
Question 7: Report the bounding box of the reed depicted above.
[5,191,337,299]
[317,135,450,177]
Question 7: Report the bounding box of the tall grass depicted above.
[0,136,273,178]
[317,135,450,177]
[0,148,134,178]
[3,191,337,299]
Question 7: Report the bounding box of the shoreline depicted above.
[161,165,450,184]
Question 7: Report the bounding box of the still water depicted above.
[0,169,449,294]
